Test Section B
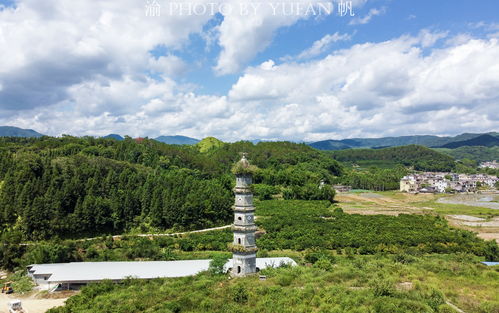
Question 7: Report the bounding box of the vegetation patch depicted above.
[256,200,498,259]
[46,254,499,313]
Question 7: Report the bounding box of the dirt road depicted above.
[18,224,232,246]
[0,292,68,313]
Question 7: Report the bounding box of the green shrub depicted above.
[10,271,34,294]
[231,284,249,303]
[209,254,229,275]
[370,278,395,297]
[252,184,278,200]
[393,253,416,264]
[314,257,334,271]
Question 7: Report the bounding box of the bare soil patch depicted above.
[0,291,72,313]
[448,215,486,222]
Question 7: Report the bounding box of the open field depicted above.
[336,191,499,242]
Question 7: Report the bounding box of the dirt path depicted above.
[18,224,232,246]
[0,292,69,313]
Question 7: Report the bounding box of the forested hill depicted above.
[437,134,499,148]
[0,136,340,241]
[435,146,499,163]
[329,145,456,172]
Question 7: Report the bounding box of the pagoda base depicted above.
[231,253,257,277]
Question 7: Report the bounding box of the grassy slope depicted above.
[47,254,499,313]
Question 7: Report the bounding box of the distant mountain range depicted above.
[101,134,200,145]
[154,135,200,145]
[309,132,499,150]
[2,126,498,151]
[0,126,44,137]
[102,134,124,141]
[100,134,199,145]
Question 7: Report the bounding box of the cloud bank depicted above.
[0,1,498,141]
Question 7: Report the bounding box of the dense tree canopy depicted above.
[329,145,457,172]
[0,136,341,241]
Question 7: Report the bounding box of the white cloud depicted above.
[148,55,188,77]
[349,7,385,25]
[1,1,497,142]
[295,32,352,60]
[418,29,448,48]
[213,0,310,75]
[214,0,368,75]
[0,0,213,112]
[4,31,498,141]
[259,60,276,70]
[226,32,499,140]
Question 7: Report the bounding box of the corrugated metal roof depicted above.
[28,257,296,283]
[481,261,499,266]
[28,263,65,275]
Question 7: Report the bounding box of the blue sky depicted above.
[153,0,499,94]
[0,0,498,140]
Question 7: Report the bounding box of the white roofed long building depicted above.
[28,258,296,290]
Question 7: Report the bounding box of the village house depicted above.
[400,172,497,194]
[479,160,499,169]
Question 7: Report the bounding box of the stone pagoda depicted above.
[230,153,258,277]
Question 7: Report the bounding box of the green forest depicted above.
[0,136,340,243]
[329,145,457,172]
[436,146,499,163]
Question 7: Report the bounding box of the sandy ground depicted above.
[336,192,499,243]
[0,292,69,313]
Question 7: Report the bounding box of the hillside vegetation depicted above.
[436,146,499,163]
[329,145,456,172]
[195,136,225,152]
[47,253,498,313]
[0,136,339,244]
[256,200,496,257]
[2,198,497,272]
[8,199,497,313]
